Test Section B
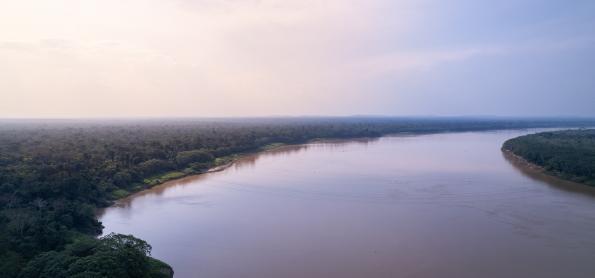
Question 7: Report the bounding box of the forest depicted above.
[1,117,594,277]
[503,129,595,186]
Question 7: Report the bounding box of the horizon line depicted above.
[2,115,595,121]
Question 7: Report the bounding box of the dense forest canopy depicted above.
[1,117,595,277]
[503,129,595,186]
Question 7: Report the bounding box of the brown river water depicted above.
[99,129,595,278]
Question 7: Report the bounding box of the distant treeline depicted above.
[1,117,594,277]
[503,129,595,186]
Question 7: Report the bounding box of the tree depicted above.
[175,150,214,167]
[20,234,171,278]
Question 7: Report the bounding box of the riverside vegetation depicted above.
[1,117,594,277]
[503,129,595,186]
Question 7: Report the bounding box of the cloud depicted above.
[0,0,594,117]
[354,35,595,78]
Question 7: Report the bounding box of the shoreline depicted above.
[102,127,582,210]
[101,136,382,209]
[501,149,547,172]
[502,148,595,196]
[101,143,295,209]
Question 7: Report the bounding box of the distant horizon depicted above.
[2,114,595,121]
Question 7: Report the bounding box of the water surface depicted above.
[99,130,595,278]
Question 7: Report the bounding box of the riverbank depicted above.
[105,142,290,206]
[104,131,491,206]
[501,149,546,172]
[105,137,386,207]
[8,120,595,277]
[502,149,595,197]
[502,129,595,187]
[99,129,595,278]
[106,129,571,206]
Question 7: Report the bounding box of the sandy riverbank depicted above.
[502,149,595,197]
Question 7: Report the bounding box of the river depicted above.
[99,129,595,278]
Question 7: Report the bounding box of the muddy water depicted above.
[99,130,595,278]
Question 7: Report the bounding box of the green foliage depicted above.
[261,143,286,151]
[143,171,188,187]
[111,189,130,199]
[147,258,175,278]
[175,150,214,167]
[0,118,593,276]
[159,171,186,180]
[503,129,595,186]
[137,159,174,177]
[19,234,172,278]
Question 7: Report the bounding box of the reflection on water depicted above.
[100,130,595,278]
[502,151,595,198]
[98,144,311,213]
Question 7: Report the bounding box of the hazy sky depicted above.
[1,0,594,118]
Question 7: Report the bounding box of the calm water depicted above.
[99,130,595,278]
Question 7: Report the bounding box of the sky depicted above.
[1,0,595,118]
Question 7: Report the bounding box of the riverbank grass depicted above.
[111,142,291,201]
[111,189,130,199]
